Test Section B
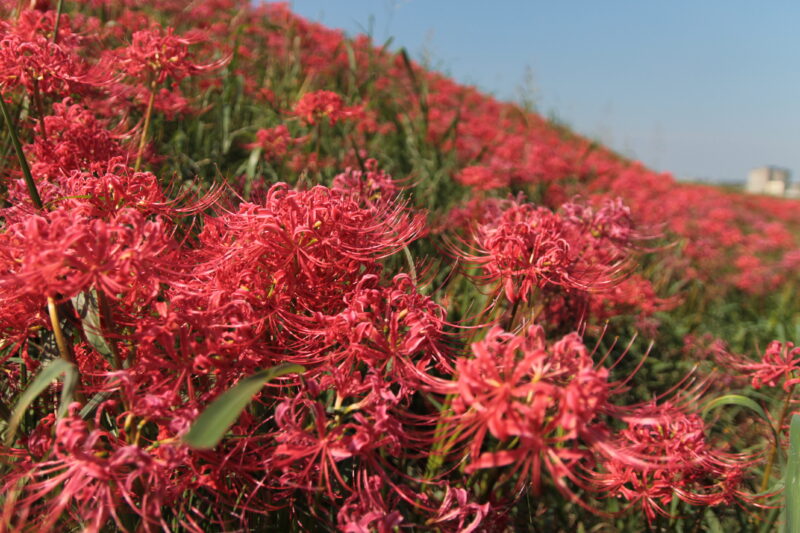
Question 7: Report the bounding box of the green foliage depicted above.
[183,363,305,450]
[785,415,800,533]
[703,394,772,426]
[3,359,76,447]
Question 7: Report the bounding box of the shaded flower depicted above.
[454,165,509,191]
[718,340,800,391]
[594,402,753,522]
[247,124,296,160]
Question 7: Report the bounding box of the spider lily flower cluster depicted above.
[455,195,637,303]
[0,1,792,531]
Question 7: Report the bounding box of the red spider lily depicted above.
[587,273,679,324]
[718,340,800,391]
[0,293,48,362]
[293,90,362,126]
[21,412,56,458]
[458,202,591,302]
[247,124,296,161]
[3,155,213,224]
[462,200,573,302]
[336,472,404,533]
[594,402,753,522]
[190,182,425,326]
[305,273,452,387]
[149,84,193,118]
[557,196,642,277]
[55,165,169,217]
[0,207,178,303]
[439,195,506,234]
[1,404,194,533]
[13,9,97,49]
[560,197,636,245]
[455,195,637,303]
[271,395,400,503]
[113,26,228,84]
[0,1,782,529]
[454,165,509,191]
[426,485,490,533]
[94,77,195,120]
[451,325,613,498]
[26,98,130,179]
[152,83,191,120]
[331,159,402,209]
[0,20,110,96]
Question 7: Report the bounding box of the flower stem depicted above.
[134,82,157,172]
[760,385,795,492]
[52,0,65,44]
[47,296,85,404]
[47,296,75,365]
[0,93,42,209]
[505,296,522,331]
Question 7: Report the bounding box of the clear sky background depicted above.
[288,0,800,184]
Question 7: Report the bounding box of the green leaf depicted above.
[344,41,357,74]
[71,290,113,358]
[58,362,79,420]
[379,36,394,53]
[702,394,770,422]
[704,508,723,533]
[182,363,304,450]
[4,359,75,446]
[785,414,800,533]
[242,146,262,198]
[79,389,117,420]
[702,394,781,458]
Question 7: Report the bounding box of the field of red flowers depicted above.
[2,1,800,531]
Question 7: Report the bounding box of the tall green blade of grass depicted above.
[785,414,800,533]
[3,359,76,447]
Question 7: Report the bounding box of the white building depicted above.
[787,182,800,199]
[746,166,791,196]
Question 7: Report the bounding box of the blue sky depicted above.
[288,1,800,183]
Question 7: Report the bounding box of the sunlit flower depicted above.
[294,90,362,125]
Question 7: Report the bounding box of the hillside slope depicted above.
[0,1,797,531]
